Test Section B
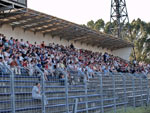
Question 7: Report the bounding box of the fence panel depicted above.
[14,66,42,113]
[86,72,101,113]
[0,65,12,113]
[114,74,127,112]
[140,76,149,106]
[101,74,115,113]
[44,69,67,113]
[122,74,127,112]
[67,70,85,113]
[0,67,149,113]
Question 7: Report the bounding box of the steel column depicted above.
[10,67,15,113]
[36,66,46,113]
[140,77,143,106]
[65,72,69,113]
[4,65,15,113]
[73,98,78,113]
[132,76,135,108]
[84,75,88,113]
[99,73,104,113]
[112,75,116,113]
[146,77,149,106]
[122,74,127,112]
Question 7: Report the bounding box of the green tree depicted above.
[87,19,105,31]
[94,19,105,31]
[86,18,150,63]
[87,20,95,29]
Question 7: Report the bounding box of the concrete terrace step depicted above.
[0,97,121,113]
[0,74,148,113]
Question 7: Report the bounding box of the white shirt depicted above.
[32,86,41,98]
[4,52,10,57]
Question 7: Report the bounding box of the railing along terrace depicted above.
[0,65,149,113]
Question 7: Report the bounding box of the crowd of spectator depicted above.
[0,33,149,81]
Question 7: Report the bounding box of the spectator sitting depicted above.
[10,56,21,75]
[32,82,48,105]
[0,33,149,81]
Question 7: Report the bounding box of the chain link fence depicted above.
[0,66,149,113]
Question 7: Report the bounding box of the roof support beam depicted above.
[49,26,88,40]
[79,36,95,44]
[0,9,26,19]
[100,38,128,49]
[11,16,47,28]
[1,14,37,25]
[100,40,126,49]
[65,30,89,41]
[49,26,77,36]
[65,34,87,41]
[108,43,128,50]
[58,28,83,40]
[23,18,58,30]
[34,23,67,33]
[97,38,116,48]
[42,25,72,35]
[72,35,92,42]
[82,38,100,45]
[86,37,107,46]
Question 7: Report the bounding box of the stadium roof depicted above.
[0,8,133,50]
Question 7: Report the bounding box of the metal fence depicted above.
[0,66,149,113]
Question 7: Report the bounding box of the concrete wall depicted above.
[112,47,132,61]
[0,24,132,60]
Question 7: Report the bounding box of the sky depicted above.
[28,0,150,25]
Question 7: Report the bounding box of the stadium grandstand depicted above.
[0,0,150,113]
[0,8,133,60]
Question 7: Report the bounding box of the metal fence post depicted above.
[146,77,149,106]
[41,72,46,113]
[65,72,69,113]
[132,76,135,108]
[112,74,116,113]
[140,77,143,106]
[73,98,78,113]
[4,65,15,113]
[10,68,15,113]
[122,74,127,112]
[99,73,104,113]
[35,67,45,113]
[84,75,88,113]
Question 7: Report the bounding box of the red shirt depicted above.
[22,61,27,67]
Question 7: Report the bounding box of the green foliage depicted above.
[87,20,95,29]
[87,19,104,31]
[94,19,105,31]
[86,18,150,63]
